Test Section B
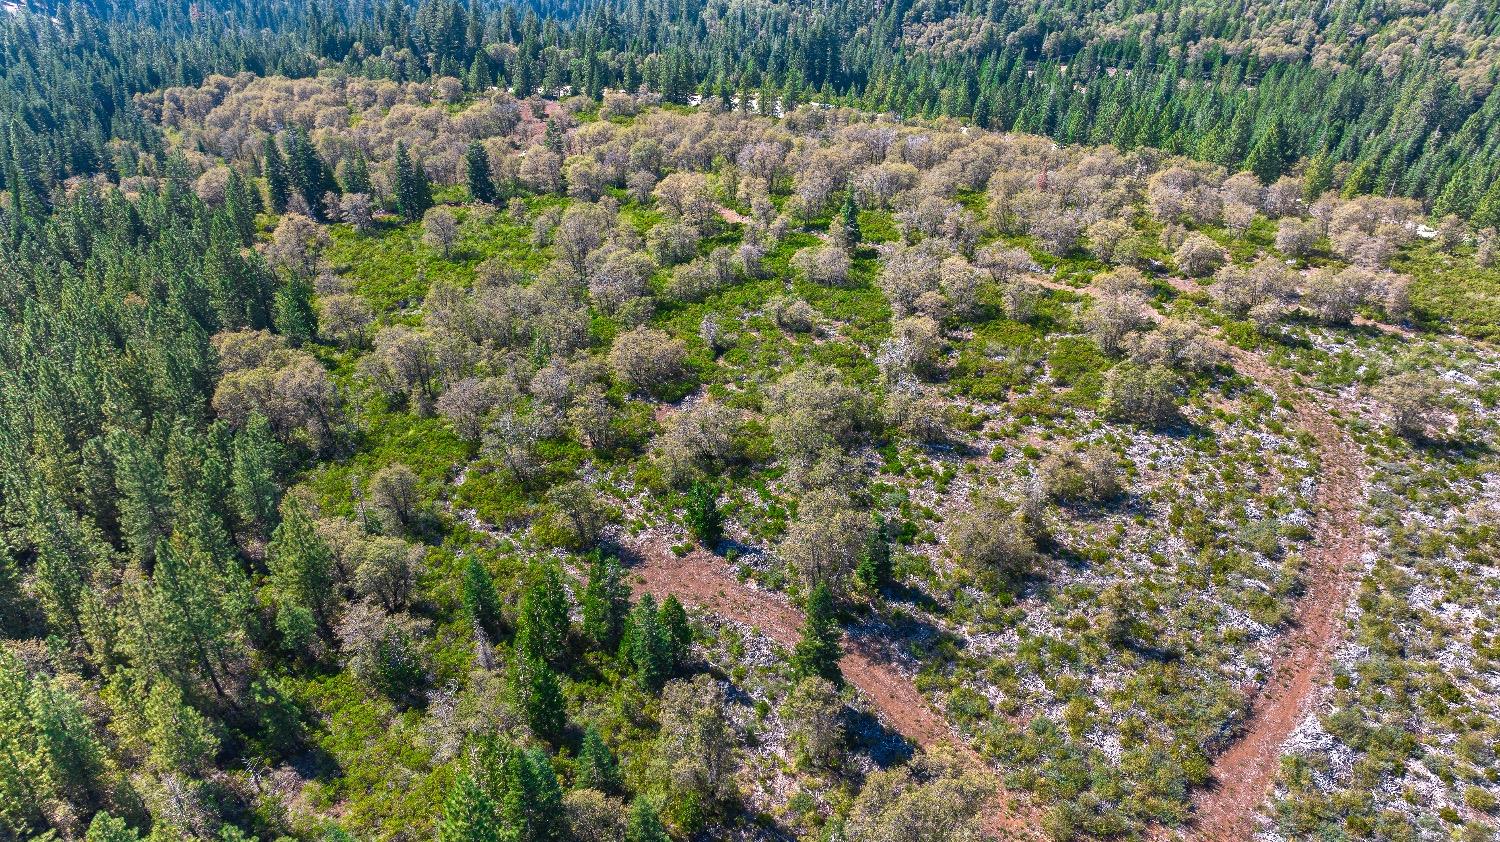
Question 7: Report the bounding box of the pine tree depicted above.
[517,563,569,665]
[659,595,691,669]
[273,275,318,345]
[574,725,621,793]
[501,748,567,842]
[284,126,336,218]
[393,143,433,221]
[682,481,722,547]
[580,553,628,651]
[1303,150,1334,201]
[438,773,501,842]
[461,557,503,635]
[855,514,891,592]
[839,192,861,245]
[625,594,670,689]
[464,142,497,204]
[791,583,842,685]
[265,498,337,651]
[510,653,566,743]
[231,413,280,539]
[263,135,290,214]
[624,798,670,842]
[1246,117,1291,184]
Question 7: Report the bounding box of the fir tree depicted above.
[272,275,318,345]
[461,557,503,636]
[659,594,691,669]
[624,798,670,842]
[791,583,842,686]
[464,142,497,204]
[438,773,501,842]
[265,498,336,651]
[682,481,723,547]
[580,553,629,651]
[393,143,433,221]
[230,413,280,539]
[855,514,891,592]
[510,653,566,744]
[574,725,621,793]
[517,563,570,665]
[625,594,670,689]
[839,192,861,245]
[262,135,290,214]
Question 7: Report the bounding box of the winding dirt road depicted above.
[598,262,1368,838]
[622,540,1041,839]
[1033,274,1369,839]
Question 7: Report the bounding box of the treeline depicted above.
[5,0,1500,224]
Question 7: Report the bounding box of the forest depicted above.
[2,1,1500,842]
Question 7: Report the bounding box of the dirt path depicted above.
[1180,349,1365,840]
[622,539,1041,840]
[1028,274,1368,838]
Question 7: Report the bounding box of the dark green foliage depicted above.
[231,413,281,539]
[855,514,892,592]
[659,595,691,669]
[518,562,570,666]
[265,498,337,651]
[438,773,501,842]
[263,135,290,214]
[625,799,671,842]
[273,275,319,346]
[503,748,567,842]
[624,594,671,690]
[510,653,567,744]
[840,193,862,245]
[792,583,842,686]
[464,142,497,204]
[580,553,629,651]
[283,126,337,219]
[393,143,434,222]
[575,725,622,793]
[461,558,504,636]
[682,481,723,547]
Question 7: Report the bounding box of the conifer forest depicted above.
[3,0,1500,840]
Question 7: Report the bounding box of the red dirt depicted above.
[1026,274,1368,839]
[1178,349,1365,840]
[623,541,1042,840]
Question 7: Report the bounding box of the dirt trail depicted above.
[623,541,1041,840]
[1029,274,1368,839]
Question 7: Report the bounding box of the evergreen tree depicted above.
[659,594,691,669]
[791,583,842,686]
[839,192,861,245]
[625,594,670,689]
[230,413,280,539]
[265,498,337,651]
[1303,150,1334,201]
[262,135,290,214]
[624,798,670,842]
[393,143,433,221]
[283,126,336,218]
[517,563,569,665]
[461,557,503,635]
[510,653,566,744]
[464,142,497,204]
[574,725,621,793]
[272,275,318,345]
[1246,117,1291,184]
[682,481,722,547]
[438,773,501,842]
[501,748,567,842]
[855,514,891,592]
[580,553,629,651]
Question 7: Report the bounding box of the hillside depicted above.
[2,69,1499,842]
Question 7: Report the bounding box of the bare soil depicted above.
[623,540,1043,840]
